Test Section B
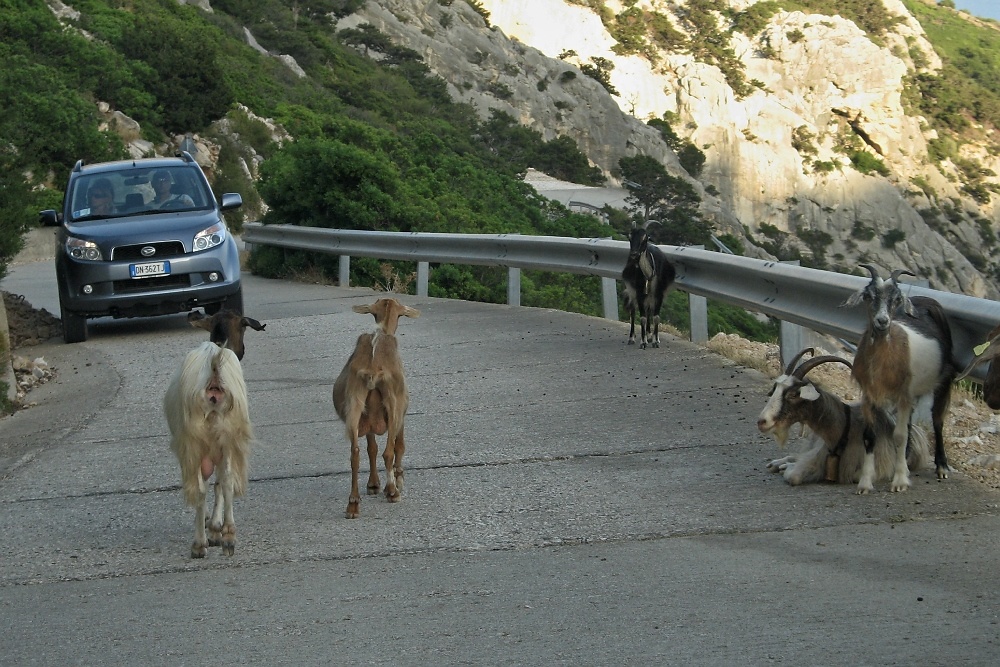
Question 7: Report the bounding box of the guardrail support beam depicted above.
[602,277,618,321]
[417,262,429,297]
[689,293,708,344]
[339,255,350,288]
[508,267,521,306]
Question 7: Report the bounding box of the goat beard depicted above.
[766,423,792,448]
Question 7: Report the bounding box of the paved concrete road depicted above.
[2,260,999,666]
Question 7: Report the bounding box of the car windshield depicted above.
[68,166,213,222]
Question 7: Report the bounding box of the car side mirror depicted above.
[220,193,243,211]
[39,209,61,226]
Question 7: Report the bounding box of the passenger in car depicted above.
[151,170,195,209]
[87,179,117,216]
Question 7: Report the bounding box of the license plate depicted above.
[130,261,170,278]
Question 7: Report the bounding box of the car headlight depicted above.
[66,237,103,261]
[193,222,226,251]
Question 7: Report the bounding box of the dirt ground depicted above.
[706,332,1000,493]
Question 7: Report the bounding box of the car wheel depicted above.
[59,300,88,344]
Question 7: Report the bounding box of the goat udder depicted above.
[201,456,215,480]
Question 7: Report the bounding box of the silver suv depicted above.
[40,152,244,343]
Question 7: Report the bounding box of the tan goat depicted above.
[956,323,1000,410]
[333,298,420,519]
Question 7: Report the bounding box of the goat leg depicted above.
[383,426,405,502]
[347,429,362,519]
[627,306,637,345]
[207,481,223,547]
[651,314,661,348]
[211,460,237,556]
[931,384,953,479]
[889,408,912,492]
[856,424,878,494]
[639,314,649,350]
[191,487,209,559]
[365,433,381,495]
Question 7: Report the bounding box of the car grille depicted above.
[112,241,186,261]
[113,274,191,294]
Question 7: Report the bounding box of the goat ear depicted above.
[401,306,421,319]
[842,289,865,308]
[187,310,214,332]
[241,317,266,332]
[352,304,373,315]
[798,384,821,401]
[901,295,916,317]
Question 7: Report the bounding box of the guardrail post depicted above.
[778,260,803,367]
[602,277,618,321]
[508,267,521,306]
[689,293,708,344]
[687,245,709,344]
[339,255,350,288]
[417,262,429,297]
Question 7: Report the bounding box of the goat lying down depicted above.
[759,349,930,486]
[333,298,420,519]
[164,341,253,558]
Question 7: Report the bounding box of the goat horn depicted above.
[793,355,853,379]
[889,268,916,285]
[643,219,661,230]
[859,263,880,281]
[782,347,815,376]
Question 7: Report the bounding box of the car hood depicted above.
[63,210,225,251]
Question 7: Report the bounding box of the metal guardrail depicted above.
[241,223,1000,381]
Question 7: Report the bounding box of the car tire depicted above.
[60,300,88,344]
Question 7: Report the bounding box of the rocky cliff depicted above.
[340,0,1000,299]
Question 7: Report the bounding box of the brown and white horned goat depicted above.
[956,323,1000,410]
[843,264,956,494]
[187,309,266,361]
[333,298,420,519]
[759,348,930,486]
[164,341,253,558]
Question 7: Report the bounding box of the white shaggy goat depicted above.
[843,265,956,494]
[333,298,420,519]
[759,348,930,486]
[164,341,253,558]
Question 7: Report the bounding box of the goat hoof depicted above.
[384,487,400,503]
[855,486,874,495]
[222,541,235,557]
[191,542,207,559]
[346,501,360,519]
[366,484,380,496]
[936,466,951,480]
[627,339,635,345]
[640,343,647,350]
[652,341,660,348]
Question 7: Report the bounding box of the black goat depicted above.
[621,222,676,349]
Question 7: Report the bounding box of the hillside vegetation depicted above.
[3,0,999,341]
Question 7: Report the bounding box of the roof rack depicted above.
[176,150,195,163]
[72,159,84,173]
